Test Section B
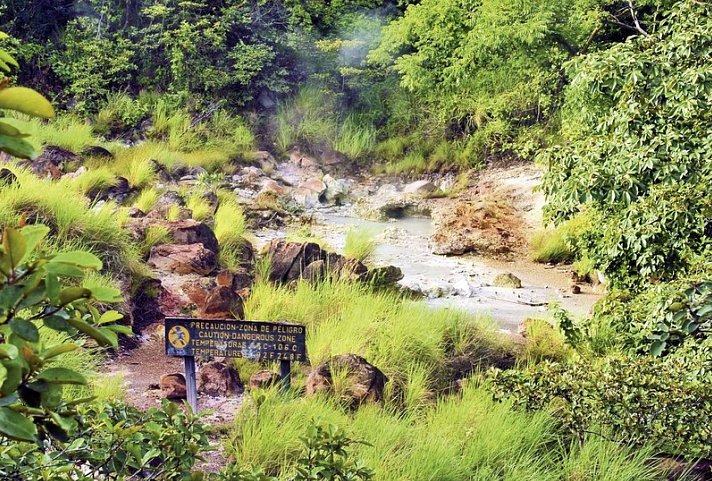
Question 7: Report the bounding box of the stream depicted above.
[255,207,600,333]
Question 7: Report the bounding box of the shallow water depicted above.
[257,211,600,333]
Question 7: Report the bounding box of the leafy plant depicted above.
[0,225,127,443]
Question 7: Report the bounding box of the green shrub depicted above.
[0,400,209,481]
[490,350,712,459]
[0,225,126,443]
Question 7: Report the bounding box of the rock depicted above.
[259,179,290,197]
[155,190,185,210]
[131,278,165,334]
[127,207,145,218]
[82,145,113,159]
[303,259,327,282]
[198,362,243,397]
[325,253,369,282]
[22,145,76,179]
[249,370,281,390]
[570,284,582,294]
[402,180,440,198]
[267,241,326,283]
[363,265,404,287]
[430,200,523,256]
[493,273,522,288]
[165,219,220,254]
[183,277,245,319]
[353,184,429,221]
[322,174,349,204]
[291,187,322,208]
[149,244,217,275]
[88,176,131,203]
[305,354,387,406]
[160,373,187,399]
[289,151,320,169]
[0,168,17,186]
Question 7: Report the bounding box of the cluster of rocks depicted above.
[160,353,388,408]
[266,240,403,287]
[127,216,254,322]
[353,180,441,221]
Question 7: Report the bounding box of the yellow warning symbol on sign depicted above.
[168,325,190,349]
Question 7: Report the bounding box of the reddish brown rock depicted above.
[160,373,187,399]
[249,370,281,390]
[305,354,387,406]
[148,244,217,275]
[267,241,326,283]
[182,277,244,319]
[198,362,243,397]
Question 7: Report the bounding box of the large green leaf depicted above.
[18,224,50,264]
[66,317,115,347]
[0,344,18,360]
[98,310,124,325]
[40,343,78,360]
[1,227,26,273]
[37,367,87,385]
[0,406,37,442]
[9,318,39,342]
[91,287,123,303]
[0,87,55,119]
[51,251,103,270]
[59,287,92,305]
[0,133,36,159]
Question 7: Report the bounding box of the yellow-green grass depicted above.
[132,187,163,213]
[185,190,214,221]
[227,380,663,481]
[214,193,248,270]
[343,227,378,264]
[3,115,100,153]
[0,165,141,276]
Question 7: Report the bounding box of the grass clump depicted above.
[214,193,248,269]
[334,116,376,159]
[520,318,571,364]
[73,167,118,196]
[5,114,100,153]
[343,227,378,264]
[132,187,162,213]
[185,191,215,221]
[530,228,573,264]
[0,166,140,276]
[141,225,172,257]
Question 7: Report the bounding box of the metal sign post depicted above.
[165,318,308,412]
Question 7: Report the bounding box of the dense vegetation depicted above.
[1,0,711,480]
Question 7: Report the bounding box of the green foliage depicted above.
[0,399,210,480]
[491,348,712,458]
[0,35,54,159]
[0,167,140,276]
[214,194,248,270]
[343,227,378,264]
[0,225,125,443]
[540,0,712,289]
[227,381,663,480]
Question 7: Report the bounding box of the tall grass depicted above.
[343,227,378,264]
[227,381,664,481]
[333,116,376,159]
[132,187,163,213]
[4,115,99,153]
[0,165,140,276]
[214,192,248,270]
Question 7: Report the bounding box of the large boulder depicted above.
[160,373,187,399]
[148,244,217,275]
[267,241,327,283]
[306,354,387,406]
[363,265,404,287]
[402,180,440,198]
[198,362,243,397]
[322,174,349,204]
[430,200,523,256]
[21,145,76,179]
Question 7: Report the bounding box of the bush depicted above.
[0,400,210,480]
[490,350,712,459]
